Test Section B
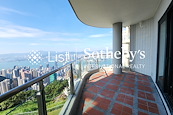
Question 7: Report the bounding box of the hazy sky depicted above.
[0,0,112,54]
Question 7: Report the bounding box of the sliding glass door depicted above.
[157,4,173,111]
[157,17,167,91]
[166,10,173,109]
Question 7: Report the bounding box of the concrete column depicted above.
[113,22,122,74]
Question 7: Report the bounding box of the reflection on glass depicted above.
[158,20,167,90]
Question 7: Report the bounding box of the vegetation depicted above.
[48,108,62,115]
[0,90,37,111]
[0,80,68,115]
[0,99,66,115]
[45,80,68,100]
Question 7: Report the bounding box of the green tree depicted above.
[45,80,68,100]
[0,90,36,110]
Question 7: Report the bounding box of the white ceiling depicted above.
[69,0,162,28]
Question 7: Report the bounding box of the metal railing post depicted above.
[79,61,82,78]
[37,80,47,115]
[96,58,99,69]
[70,64,75,95]
[85,59,88,72]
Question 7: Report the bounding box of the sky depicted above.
[0,0,112,54]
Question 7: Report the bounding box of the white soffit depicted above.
[69,0,161,28]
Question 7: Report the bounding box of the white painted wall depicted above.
[130,18,154,76]
[130,0,172,82]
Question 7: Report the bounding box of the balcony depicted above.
[75,70,167,115]
[0,57,168,115]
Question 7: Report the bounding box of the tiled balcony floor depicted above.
[77,71,167,115]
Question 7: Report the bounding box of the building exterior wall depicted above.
[130,0,172,82]
[130,18,154,77]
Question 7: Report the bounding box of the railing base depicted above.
[59,68,99,115]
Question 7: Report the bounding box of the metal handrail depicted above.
[0,55,102,115]
[0,59,80,103]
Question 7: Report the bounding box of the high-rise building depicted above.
[6,69,12,79]
[25,71,32,80]
[39,65,43,70]
[17,77,25,86]
[6,73,12,79]
[50,73,57,83]
[46,63,49,68]
[0,79,11,94]
[1,69,7,77]
[13,65,17,69]
[11,78,18,88]
[27,66,30,70]
[31,83,39,91]
[12,69,20,78]
[44,77,50,85]
[20,69,25,79]
[21,69,32,80]
[32,69,38,78]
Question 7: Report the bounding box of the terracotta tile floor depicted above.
[77,71,167,115]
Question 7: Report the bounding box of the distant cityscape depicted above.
[0,50,118,95]
[0,62,68,95]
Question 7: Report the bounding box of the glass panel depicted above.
[44,69,69,115]
[157,20,167,90]
[170,12,173,98]
[0,85,38,115]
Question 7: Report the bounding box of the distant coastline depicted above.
[0,51,84,70]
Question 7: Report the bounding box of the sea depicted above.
[0,51,71,70]
[0,59,60,70]
[0,52,112,70]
